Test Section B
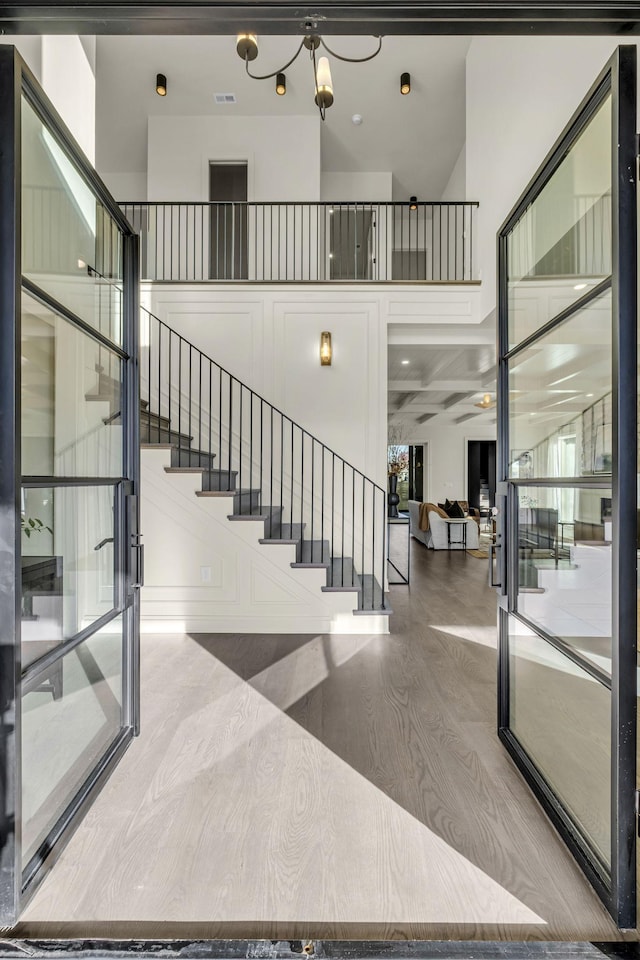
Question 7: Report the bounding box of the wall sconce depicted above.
[320,331,332,366]
[275,72,286,96]
[156,73,167,96]
[400,72,411,95]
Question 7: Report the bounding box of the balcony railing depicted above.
[120,201,479,284]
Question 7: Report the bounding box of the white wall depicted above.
[0,36,42,79]
[41,36,96,163]
[465,36,628,321]
[102,171,148,201]
[321,172,393,202]
[441,145,466,201]
[147,115,321,201]
[406,418,496,506]
[0,36,97,165]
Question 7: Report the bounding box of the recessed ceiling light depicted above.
[574,282,587,291]
[586,393,594,397]
[401,359,410,365]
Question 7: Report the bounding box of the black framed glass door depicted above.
[0,46,140,924]
[496,45,637,928]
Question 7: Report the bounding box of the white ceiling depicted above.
[95,34,470,200]
[387,337,497,431]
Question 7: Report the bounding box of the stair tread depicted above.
[173,446,220,460]
[165,466,205,474]
[291,540,331,566]
[197,488,261,497]
[228,506,281,521]
[255,521,305,542]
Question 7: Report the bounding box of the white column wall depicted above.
[41,36,96,163]
[320,172,393,201]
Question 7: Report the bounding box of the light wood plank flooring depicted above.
[16,540,633,940]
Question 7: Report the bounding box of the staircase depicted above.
[137,307,390,634]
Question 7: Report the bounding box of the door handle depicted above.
[131,536,144,588]
[489,541,501,588]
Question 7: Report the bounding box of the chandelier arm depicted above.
[318,36,383,63]
[244,40,305,80]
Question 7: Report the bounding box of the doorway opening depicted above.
[1,13,638,944]
[209,161,248,280]
[467,440,496,525]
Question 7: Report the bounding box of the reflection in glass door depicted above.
[496,46,637,927]
[0,46,140,923]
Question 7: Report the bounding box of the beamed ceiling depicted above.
[1,2,640,35]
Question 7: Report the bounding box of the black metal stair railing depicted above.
[141,305,388,612]
[122,201,479,284]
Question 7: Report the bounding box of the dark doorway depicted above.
[329,207,375,280]
[408,445,424,503]
[467,439,496,515]
[209,161,248,280]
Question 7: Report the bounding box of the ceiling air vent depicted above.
[214,93,237,104]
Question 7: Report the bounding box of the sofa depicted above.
[408,500,480,550]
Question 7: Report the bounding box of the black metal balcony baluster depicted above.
[122,201,478,283]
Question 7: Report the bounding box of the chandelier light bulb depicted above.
[315,56,334,110]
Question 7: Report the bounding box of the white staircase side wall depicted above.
[141,447,389,635]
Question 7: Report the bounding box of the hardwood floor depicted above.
[16,539,632,941]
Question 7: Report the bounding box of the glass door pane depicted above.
[497,46,637,928]
[0,45,141,923]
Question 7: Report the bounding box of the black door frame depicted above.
[1,0,639,940]
[495,45,637,928]
[0,46,141,925]
[1,1,640,34]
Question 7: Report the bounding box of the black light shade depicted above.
[409,195,418,211]
[156,73,167,96]
[400,72,411,95]
[276,72,286,96]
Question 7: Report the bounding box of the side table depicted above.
[444,518,468,552]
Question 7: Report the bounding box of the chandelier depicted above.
[236,33,383,121]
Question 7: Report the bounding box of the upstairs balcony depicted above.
[119,201,479,284]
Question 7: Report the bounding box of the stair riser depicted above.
[297,540,330,565]
[141,426,192,445]
[262,509,285,538]
[233,491,262,513]
[202,471,240,492]
[171,449,218,471]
